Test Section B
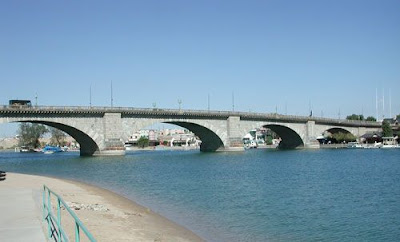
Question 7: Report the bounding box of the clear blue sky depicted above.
[1,0,399,136]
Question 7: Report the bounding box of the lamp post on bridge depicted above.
[89,84,92,108]
[178,99,182,111]
[208,94,210,112]
[111,80,114,108]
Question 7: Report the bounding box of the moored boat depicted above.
[347,142,364,149]
[42,145,63,154]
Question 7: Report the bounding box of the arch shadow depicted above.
[18,121,99,156]
[263,124,304,149]
[165,121,224,152]
[326,127,352,134]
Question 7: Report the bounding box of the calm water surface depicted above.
[1,149,399,241]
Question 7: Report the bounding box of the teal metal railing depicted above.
[43,185,96,242]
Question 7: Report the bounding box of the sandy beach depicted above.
[1,172,203,241]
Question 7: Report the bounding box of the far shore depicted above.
[1,172,204,241]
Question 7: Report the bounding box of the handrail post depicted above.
[75,222,80,242]
[57,198,62,242]
[47,189,51,239]
[42,186,46,220]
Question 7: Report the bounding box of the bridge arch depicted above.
[6,120,100,156]
[263,124,304,149]
[122,118,227,152]
[325,127,353,135]
[165,122,224,151]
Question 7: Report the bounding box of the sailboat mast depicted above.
[389,90,392,118]
[382,88,385,119]
[376,88,378,121]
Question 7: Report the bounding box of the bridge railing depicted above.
[0,105,382,127]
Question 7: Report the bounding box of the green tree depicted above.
[346,114,364,121]
[137,136,149,148]
[49,128,67,146]
[332,132,356,143]
[18,123,48,148]
[365,116,377,122]
[265,136,273,145]
[382,120,393,137]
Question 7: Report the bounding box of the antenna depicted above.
[35,93,38,107]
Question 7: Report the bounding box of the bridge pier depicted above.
[94,113,125,156]
[223,116,245,151]
[304,120,320,149]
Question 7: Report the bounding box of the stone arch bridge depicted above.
[0,106,381,156]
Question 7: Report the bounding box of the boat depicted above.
[347,142,364,149]
[381,137,400,149]
[18,146,40,153]
[244,140,257,149]
[42,145,63,154]
[19,146,31,152]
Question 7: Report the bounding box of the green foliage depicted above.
[346,114,364,121]
[265,136,273,145]
[18,123,48,148]
[49,128,67,146]
[365,116,377,122]
[382,120,393,137]
[137,136,149,148]
[331,132,356,143]
[163,140,168,146]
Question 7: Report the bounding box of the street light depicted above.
[178,99,182,111]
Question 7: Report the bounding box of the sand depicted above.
[1,172,204,242]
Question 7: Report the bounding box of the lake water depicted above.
[1,149,399,241]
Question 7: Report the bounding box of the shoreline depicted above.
[2,172,204,241]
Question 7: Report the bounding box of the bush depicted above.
[382,121,393,137]
[365,116,377,121]
[346,114,364,121]
[137,137,149,148]
[332,132,356,143]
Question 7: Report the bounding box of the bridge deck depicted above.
[0,106,382,128]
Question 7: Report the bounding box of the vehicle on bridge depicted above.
[9,99,32,108]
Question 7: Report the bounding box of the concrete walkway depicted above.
[0,186,47,242]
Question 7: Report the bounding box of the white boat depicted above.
[19,146,31,152]
[381,145,400,148]
[381,137,400,149]
[244,140,257,149]
[347,142,364,149]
